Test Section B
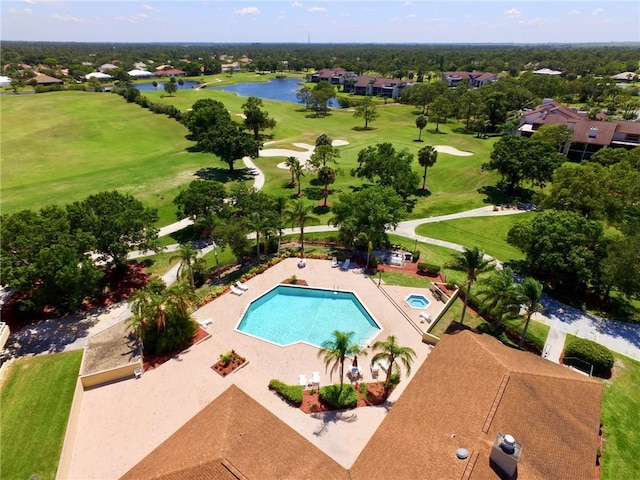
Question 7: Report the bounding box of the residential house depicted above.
[350,75,413,98]
[611,71,640,82]
[443,71,499,87]
[310,67,355,86]
[518,99,640,160]
[153,69,187,77]
[533,68,563,76]
[121,330,602,480]
[99,63,118,73]
[33,73,63,86]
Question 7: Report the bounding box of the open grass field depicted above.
[1,73,499,227]
[414,213,534,262]
[600,353,640,480]
[1,350,83,480]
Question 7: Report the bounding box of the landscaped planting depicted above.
[564,337,615,378]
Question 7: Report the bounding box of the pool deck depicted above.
[65,258,444,479]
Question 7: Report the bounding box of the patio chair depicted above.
[236,281,249,291]
[371,363,379,379]
[341,258,350,271]
[419,312,431,324]
[298,258,307,268]
[197,318,213,328]
[230,285,244,296]
[298,374,308,387]
[311,371,320,387]
[331,257,339,268]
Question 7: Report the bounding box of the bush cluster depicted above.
[115,87,184,121]
[268,379,303,407]
[319,384,358,409]
[563,337,614,378]
[417,262,441,276]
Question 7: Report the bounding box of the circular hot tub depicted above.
[405,294,430,310]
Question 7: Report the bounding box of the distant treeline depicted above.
[2,41,638,78]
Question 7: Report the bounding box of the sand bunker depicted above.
[433,145,473,156]
[267,140,350,169]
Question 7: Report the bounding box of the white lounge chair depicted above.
[298,258,307,268]
[311,371,320,387]
[230,285,244,296]
[331,257,339,268]
[236,281,249,291]
[197,318,213,328]
[341,258,350,271]
[419,312,431,323]
[298,374,308,387]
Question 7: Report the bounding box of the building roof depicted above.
[153,69,186,76]
[85,72,112,80]
[120,384,349,480]
[128,69,153,77]
[350,330,602,480]
[534,68,562,75]
[34,73,63,84]
[122,331,602,480]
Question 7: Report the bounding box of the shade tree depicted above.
[242,96,277,140]
[353,96,378,129]
[173,179,228,220]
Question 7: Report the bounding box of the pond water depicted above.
[213,77,340,108]
[135,80,199,91]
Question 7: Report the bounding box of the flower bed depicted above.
[211,350,246,377]
[300,381,392,414]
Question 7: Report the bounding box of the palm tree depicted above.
[194,211,217,240]
[285,156,299,186]
[291,160,304,196]
[129,286,169,333]
[246,211,269,258]
[317,166,336,207]
[476,267,520,327]
[451,246,494,324]
[286,200,317,253]
[318,330,365,388]
[415,114,427,141]
[517,277,544,348]
[417,145,438,190]
[170,244,205,288]
[370,335,416,399]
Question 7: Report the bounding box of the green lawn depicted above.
[414,213,534,262]
[1,350,83,480]
[1,75,499,228]
[600,353,640,479]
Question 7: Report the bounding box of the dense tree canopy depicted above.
[351,143,420,200]
[242,96,276,139]
[330,185,407,249]
[173,179,228,220]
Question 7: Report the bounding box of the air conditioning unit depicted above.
[490,433,523,479]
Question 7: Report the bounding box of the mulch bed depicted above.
[281,278,309,286]
[143,326,209,372]
[211,350,246,377]
[300,381,392,414]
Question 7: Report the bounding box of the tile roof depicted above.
[121,331,602,480]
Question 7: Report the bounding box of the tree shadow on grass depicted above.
[478,185,514,205]
[415,187,432,198]
[451,126,475,136]
[195,166,255,183]
[168,225,198,244]
[314,205,331,215]
[304,186,325,201]
[352,126,375,131]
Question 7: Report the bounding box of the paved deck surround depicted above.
[66,258,443,479]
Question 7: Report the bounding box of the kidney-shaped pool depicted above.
[236,285,381,348]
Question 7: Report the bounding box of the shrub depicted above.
[268,379,303,406]
[320,384,358,409]
[289,275,298,285]
[412,250,421,262]
[563,337,614,378]
[359,382,368,395]
[142,312,197,355]
[417,262,441,276]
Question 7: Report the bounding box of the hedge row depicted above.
[417,262,441,276]
[319,384,358,409]
[563,337,614,378]
[268,379,303,407]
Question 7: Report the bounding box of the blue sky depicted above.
[2,1,639,44]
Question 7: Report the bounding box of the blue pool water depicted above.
[236,285,380,348]
[405,294,430,309]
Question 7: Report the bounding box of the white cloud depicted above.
[9,7,33,15]
[519,17,548,26]
[235,7,260,16]
[592,8,604,16]
[291,1,303,7]
[504,8,522,19]
[569,9,581,16]
[407,13,416,19]
[404,1,411,6]
[307,7,326,13]
[114,13,149,24]
[141,4,156,11]
[52,13,84,23]
[390,17,400,23]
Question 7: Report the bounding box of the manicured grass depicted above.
[600,353,640,480]
[1,350,83,480]
[2,75,499,229]
[414,213,534,262]
[502,317,550,347]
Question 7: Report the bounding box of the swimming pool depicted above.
[236,285,381,348]
[405,294,431,310]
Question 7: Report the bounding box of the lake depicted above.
[213,77,340,108]
[135,80,199,91]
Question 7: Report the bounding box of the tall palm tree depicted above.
[370,335,416,399]
[318,330,365,388]
[291,160,304,196]
[272,196,289,254]
[285,156,299,186]
[194,211,217,240]
[286,200,317,253]
[476,267,520,327]
[317,166,336,207]
[170,243,205,288]
[415,114,427,141]
[246,212,268,258]
[517,277,544,348]
[417,145,438,190]
[451,246,494,324]
[165,282,198,319]
[129,286,169,333]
